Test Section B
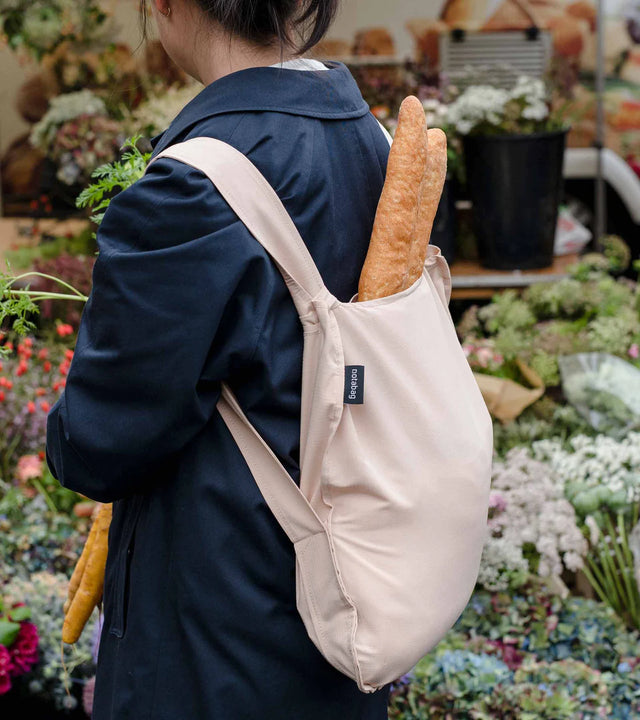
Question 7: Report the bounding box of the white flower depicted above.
[446,85,509,135]
[522,102,549,121]
[585,515,600,545]
[477,449,587,592]
[30,90,107,150]
[123,82,202,137]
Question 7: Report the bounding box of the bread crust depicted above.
[358,96,427,302]
[405,128,448,288]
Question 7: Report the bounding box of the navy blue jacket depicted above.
[46,61,391,720]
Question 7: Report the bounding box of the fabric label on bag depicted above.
[344,365,364,404]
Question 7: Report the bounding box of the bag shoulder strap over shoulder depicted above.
[148,137,326,316]
[148,137,326,542]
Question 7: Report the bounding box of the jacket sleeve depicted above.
[45,157,273,502]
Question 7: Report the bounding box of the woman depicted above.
[46,1,392,718]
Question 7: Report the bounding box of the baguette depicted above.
[358,96,428,302]
[405,128,448,288]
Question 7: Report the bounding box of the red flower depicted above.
[38,450,45,461]
[16,360,28,377]
[53,381,61,392]
[37,349,49,360]
[23,338,33,348]
[64,349,74,361]
[0,646,13,694]
[0,391,5,402]
[5,380,12,390]
[0,378,5,387]
[27,401,36,413]
[9,622,38,676]
[40,401,51,412]
[56,323,74,338]
[0,362,3,371]
[36,387,46,397]
[59,362,69,376]
[4,342,13,352]
[43,361,52,373]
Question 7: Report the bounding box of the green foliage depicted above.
[75,135,151,232]
[4,227,97,271]
[603,235,632,273]
[0,264,40,349]
[492,402,594,457]
[478,290,537,334]
[581,510,640,631]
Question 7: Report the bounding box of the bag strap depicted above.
[148,137,326,317]
[217,383,324,543]
[148,138,328,542]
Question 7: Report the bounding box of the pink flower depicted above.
[0,646,13,694]
[476,347,493,368]
[488,491,507,512]
[9,622,38,676]
[16,455,43,483]
[83,676,96,717]
[629,343,639,360]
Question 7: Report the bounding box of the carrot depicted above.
[62,502,112,644]
[358,96,428,301]
[63,507,100,615]
[404,128,448,288]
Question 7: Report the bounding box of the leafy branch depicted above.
[75,135,151,231]
[0,137,149,349]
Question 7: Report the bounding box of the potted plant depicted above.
[447,77,569,270]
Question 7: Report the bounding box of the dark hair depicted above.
[141,0,339,56]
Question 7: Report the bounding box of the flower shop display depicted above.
[1,80,640,714]
[448,76,569,269]
[389,580,640,719]
[456,250,640,411]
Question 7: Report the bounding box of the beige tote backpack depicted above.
[148,137,493,693]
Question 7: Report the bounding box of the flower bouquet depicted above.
[559,353,640,436]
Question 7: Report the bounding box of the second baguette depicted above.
[405,128,448,288]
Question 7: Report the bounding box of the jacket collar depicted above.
[150,61,369,156]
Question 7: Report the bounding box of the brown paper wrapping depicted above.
[474,359,545,423]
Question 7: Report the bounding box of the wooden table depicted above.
[450,253,580,300]
[0,217,90,266]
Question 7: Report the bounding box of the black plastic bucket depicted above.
[463,129,567,270]
[431,177,456,265]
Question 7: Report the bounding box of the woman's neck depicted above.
[193,29,297,85]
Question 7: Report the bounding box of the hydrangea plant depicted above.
[478,449,587,592]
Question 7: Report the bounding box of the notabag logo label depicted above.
[344,365,364,404]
